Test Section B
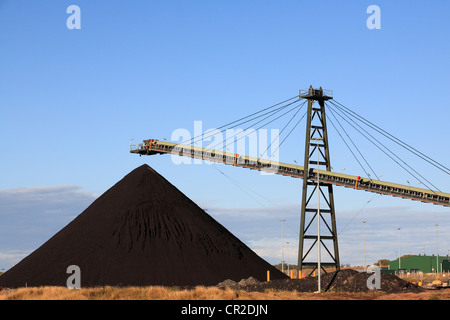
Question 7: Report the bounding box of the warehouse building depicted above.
[389,255,450,273]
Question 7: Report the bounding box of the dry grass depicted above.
[1,286,449,300]
[0,286,249,300]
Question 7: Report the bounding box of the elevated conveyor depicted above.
[130,139,450,207]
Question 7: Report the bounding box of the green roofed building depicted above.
[389,255,450,273]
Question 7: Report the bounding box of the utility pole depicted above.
[363,221,367,272]
[435,224,439,273]
[281,219,285,273]
[397,228,401,271]
[286,241,290,276]
[313,136,322,292]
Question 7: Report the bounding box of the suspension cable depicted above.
[326,104,377,179]
[189,98,301,148]
[327,101,441,193]
[332,99,450,176]
[180,95,300,146]
[267,110,308,162]
[259,99,307,160]
[207,100,304,152]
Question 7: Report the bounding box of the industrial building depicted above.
[389,255,450,273]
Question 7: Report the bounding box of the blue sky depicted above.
[0,0,449,271]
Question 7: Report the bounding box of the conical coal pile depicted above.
[0,164,287,288]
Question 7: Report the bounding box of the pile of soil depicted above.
[217,269,422,293]
[0,164,287,288]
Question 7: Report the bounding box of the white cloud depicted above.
[0,250,32,270]
[0,186,98,270]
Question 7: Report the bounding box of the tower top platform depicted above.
[299,85,333,101]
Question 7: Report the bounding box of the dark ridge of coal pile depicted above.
[0,164,287,288]
[221,269,422,293]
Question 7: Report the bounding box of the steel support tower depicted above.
[297,86,340,277]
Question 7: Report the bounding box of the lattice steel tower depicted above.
[297,86,340,276]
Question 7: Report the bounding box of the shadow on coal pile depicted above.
[217,269,423,294]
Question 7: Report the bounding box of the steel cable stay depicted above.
[176,96,309,226]
[331,99,450,176]
[326,107,375,180]
[186,97,302,149]
[259,99,307,160]
[326,102,441,194]
[329,101,444,194]
[314,105,384,236]
[208,100,304,153]
[329,108,380,180]
[327,101,440,193]
[180,95,300,146]
[332,99,450,175]
[265,109,308,162]
[205,100,305,154]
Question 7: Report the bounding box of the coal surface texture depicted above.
[0,164,288,288]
